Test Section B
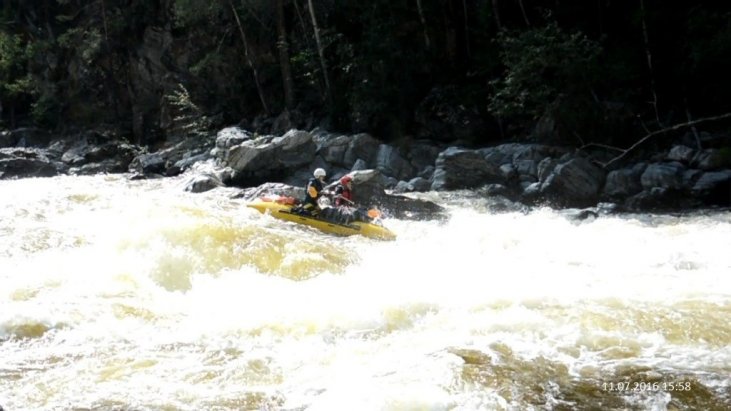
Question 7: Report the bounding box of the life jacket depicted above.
[334,183,353,207]
[303,177,324,207]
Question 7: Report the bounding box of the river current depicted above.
[1,174,730,410]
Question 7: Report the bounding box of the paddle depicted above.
[367,208,382,219]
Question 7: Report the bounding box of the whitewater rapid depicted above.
[1,174,730,410]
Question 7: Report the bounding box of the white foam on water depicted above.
[1,175,730,410]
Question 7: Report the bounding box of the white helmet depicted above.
[314,168,326,178]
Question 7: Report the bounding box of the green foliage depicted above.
[0,32,35,99]
[488,23,602,122]
[2,0,730,145]
[173,0,224,28]
[328,0,432,136]
[58,28,103,65]
[190,51,227,78]
[165,83,212,138]
[31,90,61,127]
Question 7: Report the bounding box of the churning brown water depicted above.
[1,174,730,410]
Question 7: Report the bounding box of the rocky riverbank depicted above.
[2,126,730,217]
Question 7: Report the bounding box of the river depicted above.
[1,174,730,410]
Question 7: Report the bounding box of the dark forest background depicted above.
[1,1,730,148]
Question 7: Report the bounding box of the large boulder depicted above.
[343,133,380,167]
[624,187,698,211]
[237,182,305,201]
[316,134,351,167]
[692,170,731,206]
[128,153,166,175]
[214,127,251,153]
[431,147,503,190]
[374,144,415,181]
[0,130,19,148]
[62,139,138,169]
[692,148,731,171]
[603,163,646,198]
[224,129,316,183]
[640,162,685,190]
[540,157,606,207]
[3,128,53,148]
[666,145,695,164]
[0,148,59,179]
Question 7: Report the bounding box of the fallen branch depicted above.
[597,112,731,168]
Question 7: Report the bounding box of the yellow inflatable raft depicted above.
[247,196,397,240]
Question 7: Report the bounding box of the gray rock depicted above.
[418,165,435,180]
[603,166,644,198]
[541,157,606,207]
[0,148,58,179]
[129,153,166,174]
[184,174,224,193]
[375,144,415,180]
[692,170,731,192]
[499,163,517,180]
[693,149,730,171]
[537,157,558,183]
[667,145,695,164]
[351,158,368,171]
[431,147,503,190]
[174,153,210,171]
[514,159,538,178]
[408,177,432,192]
[317,134,351,166]
[343,133,380,167]
[640,162,685,190]
[215,127,251,151]
[226,129,315,172]
[8,127,52,148]
[238,182,305,201]
[392,180,415,193]
[483,183,510,196]
[407,141,441,171]
[691,170,731,206]
[682,169,703,186]
[624,187,697,211]
[521,182,542,203]
[0,130,19,148]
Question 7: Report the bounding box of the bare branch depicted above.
[230,0,269,114]
[579,142,625,153]
[601,112,731,168]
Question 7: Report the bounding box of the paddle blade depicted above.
[367,208,382,219]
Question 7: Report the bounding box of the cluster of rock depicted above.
[2,126,729,214]
[209,127,731,212]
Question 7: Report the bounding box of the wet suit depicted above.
[331,182,372,224]
[334,182,353,207]
[301,177,324,215]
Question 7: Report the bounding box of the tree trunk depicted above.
[307,0,332,105]
[462,0,470,58]
[491,0,502,29]
[231,1,270,114]
[517,0,530,26]
[276,0,295,110]
[44,0,55,41]
[640,0,661,125]
[596,0,603,36]
[416,0,431,49]
[292,0,308,39]
[100,0,109,41]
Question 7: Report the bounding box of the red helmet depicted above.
[340,175,353,184]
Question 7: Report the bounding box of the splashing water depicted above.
[1,175,730,410]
